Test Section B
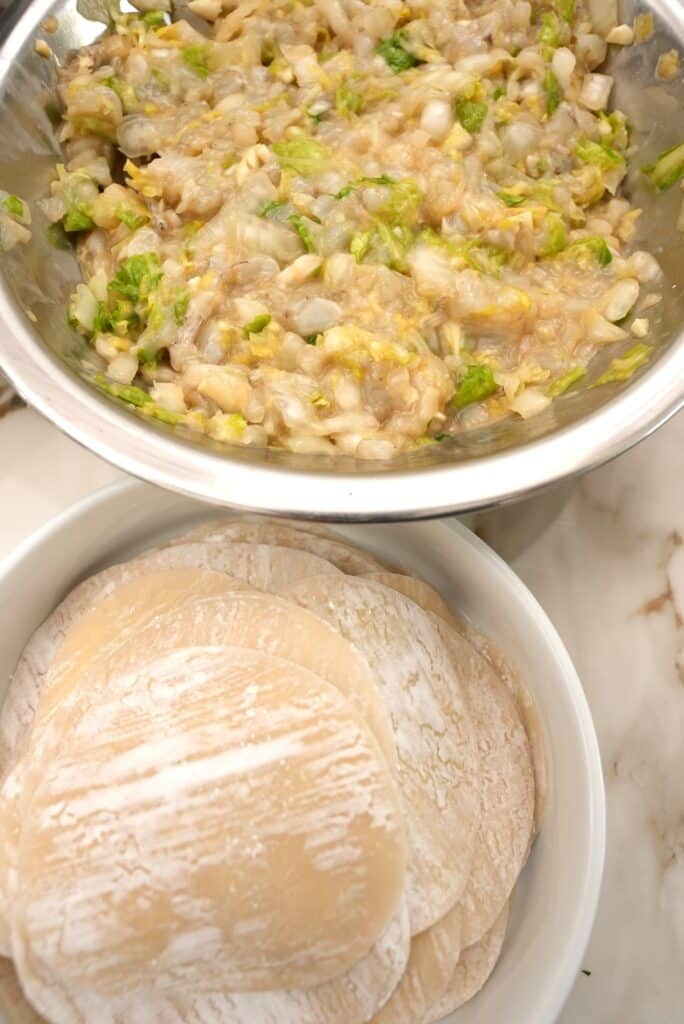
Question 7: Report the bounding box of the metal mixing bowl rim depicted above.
[0,0,683,519]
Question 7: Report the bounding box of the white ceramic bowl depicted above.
[0,480,605,1024]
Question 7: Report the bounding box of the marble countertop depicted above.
[1,400,682,1024]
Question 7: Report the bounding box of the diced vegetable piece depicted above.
[544,69,562,115]
[350,230,372,263]
[643,142,684,191]
[452,365,498,408]
[63,206,95,232]
[336,83,364,117]
[182,45,210,78]
[379,178,423,226]
[497,191,525,207]
[272,138,330,176]
[560,237,613,267]
[289,214,316,252]
[547,367,587,397]
[173,290,189,325]
[109,253,162,302]
[575,138,624,170]
[305,334,319,345]
[455,98,488,134]
[374,220,412,271]
[137,348,159,368]
[541,213,567,256]
[334,175,396,200]
[95,375,153,407]
[591,343,653,386]
[115,204,148,230]
[68,283,99,334]
[142,10,166,27]
[539,12,563,48]
[557,0,576,23]
[103,76,138,113]
[244,313,272,335]
[2,195,24,218]
[375,32,422,73]
[149,405,182,425]
[259,199,286,217]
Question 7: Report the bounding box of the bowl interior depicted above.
[0,0,683,515]
[0,480,605,1023]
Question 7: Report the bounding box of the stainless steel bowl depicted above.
[0,0,682,520]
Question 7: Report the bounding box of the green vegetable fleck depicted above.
[547,367,587,397]
[115,204,148,230]
[453,365,498,408]
[561,237,613,268]
[289,214,316,252]
[94,375,152,407]
[173,291,190,326]
[244,313,272,335]
[334,174,395,200]
[375,32,423,73]
[497,191,525,207]
[575,138,625,171]
[137,348,159,368]
[336,83,364,117]
[643,141,684,191]
[150,405,182,425]
[544,69,562,116]
[142,9,166,27]
[540,213,567,256]
[103,75,138,113]
[305,334,320,345]
[350,230,372,263]
[259,199,286,218]
[63,207,95,232]
[109,253,162,302]
[272,138,330,176]
[456,98,488,134]
[182,45,211,79]
[539,12,563,48]
[2,195,24,218]
[557,0,576,23]
[591,344,653,387]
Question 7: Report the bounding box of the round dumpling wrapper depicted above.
[426,905,510,1023]
[11,646,407,998]
[369,902,462,1024]
[12,901,410,1024]
[0,566,247,777]
[366,573,534,949]
[366,572,546,833]
[164,519,384,575]
[44,590,398,776]
[280,574,480,935]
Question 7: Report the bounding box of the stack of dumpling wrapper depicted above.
[0,518,544,1024]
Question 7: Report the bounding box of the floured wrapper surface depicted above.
[281,574,480,935]
[166,519,384,574]
[368,572,547,833]
[370,902,462,1024]
[34,589,398,778]
[427,905,511,1023]
[10,646,407,1003]
[0,566,249,776]
[12,904,410,1024]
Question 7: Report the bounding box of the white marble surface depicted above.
[0,402,682,1023]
